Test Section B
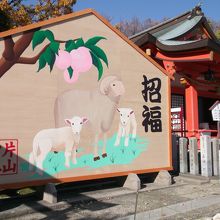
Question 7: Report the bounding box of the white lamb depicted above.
[54,75,125,161]
[29,116,88,175]
[114,108,137,147]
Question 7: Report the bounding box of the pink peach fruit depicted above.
[55,50,72,70]
[70,47,92,73]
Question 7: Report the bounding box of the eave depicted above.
[155,50,214,62]
[136,35,220,54]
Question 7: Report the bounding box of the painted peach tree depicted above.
[0,28,108,83]
[33,29,108,83]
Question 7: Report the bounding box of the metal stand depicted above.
[217,121,220,139]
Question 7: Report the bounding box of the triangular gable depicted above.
[0,9,173,79]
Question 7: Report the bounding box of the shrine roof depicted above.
[209,100,220,110]
[143,37,220,53]
[130,5,219,53]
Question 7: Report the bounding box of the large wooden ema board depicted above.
[0,9,172,188]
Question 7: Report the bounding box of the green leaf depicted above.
[87,45,108,67]
[32,30,46,50]
[68,66,73,79]
[49,55,56,72]
[45,30,55,42]
[50,42,60,55]
[37,54,46,72]
[75,38,84,48]
[65,40,73,50]
[44,47,55,71]
[90,51,103,81]
[85,36,106,46]
[65,40,77,52]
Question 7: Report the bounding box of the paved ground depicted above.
[1,178,220,220]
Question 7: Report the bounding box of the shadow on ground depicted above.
[0,180,122,219]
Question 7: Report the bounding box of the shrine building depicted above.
[130,5,220,139]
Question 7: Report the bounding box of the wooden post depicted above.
[185,85,199,137]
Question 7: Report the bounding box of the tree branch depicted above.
[0,30,37,78]
[13,30,36,58]
[16,38,79,64]
[0,26,79,78]
[2,36,15,60]
[17,44,50,64]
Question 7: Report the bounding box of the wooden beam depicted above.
[201,25,212,39]
[176,62,220,77]
[198,90,220,99]
[171,86,184,95]
[163,60,176,76]
[213,52,220,63]
[176,62,209,73]
[179,73,220,91]
[171,86,220,99]
[155,51,213,62]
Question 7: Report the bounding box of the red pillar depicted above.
[185,85,199,137]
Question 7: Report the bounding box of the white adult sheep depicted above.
[114,108,137,147]
[29,116,88,175]
[54,75,125,161]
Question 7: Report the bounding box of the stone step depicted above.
[175,173,210,185]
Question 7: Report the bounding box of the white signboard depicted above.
[211,103,220,121]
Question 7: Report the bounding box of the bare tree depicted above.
[116,17,161,37]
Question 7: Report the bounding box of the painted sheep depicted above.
[54,75,125,161]
[29,116,88,175]
[115,108,137,147]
